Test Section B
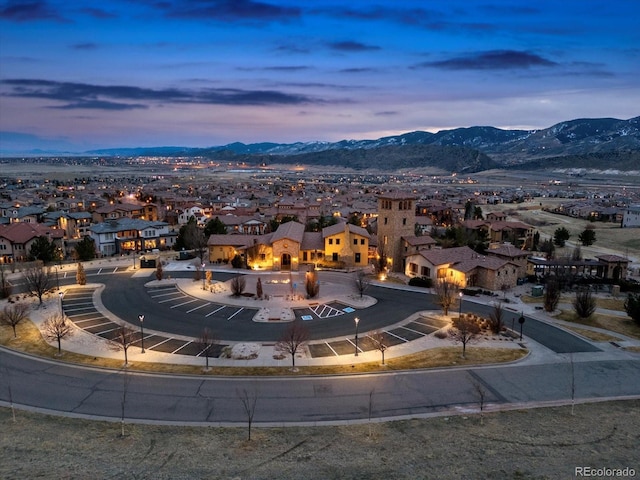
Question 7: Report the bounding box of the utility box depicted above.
[612,284,620,297]
[531,285,544,297]
[139,255,157,269]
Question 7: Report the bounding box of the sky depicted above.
[1,0,639,152]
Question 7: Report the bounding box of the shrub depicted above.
[408,277,432,288]
[231,254,243,269]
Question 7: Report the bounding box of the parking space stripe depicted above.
[171,341,192,354]
[399,325,428,336]
[186,303,210,313]
[345,338,362,353]
[170,299,198,309]
[149,287,178,294]
[96,326,120,335]
[385,330,408,342]
[73,316,105,324]
[326,342,339,356]
[146,337,172,350]
[227,308,243,320]
[152,291,183,298]
[158,295,188,303]
[205,305,226,317]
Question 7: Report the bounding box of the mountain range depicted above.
[3,116,639,172]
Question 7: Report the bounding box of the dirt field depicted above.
[484,199,640,261]
[2,400,638,480]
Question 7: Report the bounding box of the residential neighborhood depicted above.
[1,160,639,294]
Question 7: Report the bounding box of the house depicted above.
[206,220,370,271]
[89,218,172,257]
[622,205,640,228]
[404,245,520,291]
[402,235,437,256]
[0,222,64,263]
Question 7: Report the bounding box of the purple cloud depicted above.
[328,41,381,52]
[414,50,557,70]
[1,78,319,109]
[0,0,66,22]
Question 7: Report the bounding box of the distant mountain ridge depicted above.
[85,115,639,163]
[3,116,638,172]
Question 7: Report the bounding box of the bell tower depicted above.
[376,192,416,272]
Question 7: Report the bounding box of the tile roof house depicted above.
[404,245,520,291]
[0,222,64,263]
[206,220,370,271]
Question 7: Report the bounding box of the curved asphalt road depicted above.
[1,348,638,425]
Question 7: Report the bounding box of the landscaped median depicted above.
[0,318,528,376]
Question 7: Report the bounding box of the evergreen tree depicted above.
[28,236,57,264]
[553,227,570,247]
[75,236,96,261]
[578,226,596,246]
[204,217,227,236]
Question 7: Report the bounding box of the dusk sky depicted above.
[1,0,639,152]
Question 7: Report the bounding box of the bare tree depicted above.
[3,366,16,422]
[230,275,246,297]
[256,277,263,299]
[434,279,460,316]
[76,262,86,285]
[184,222,208,265]
[109,325,138,366]
[23,264,53,305]
[367,388,375,438]
[369,330,388,365]
[471,381,488,425]
[544,278,561,312]
[237,387,258,441]
[0,302,29,338]
[274,320,309,371]
[155,262,164,281]
[449,315,480,358]
[568,352,576,416]
[198,327,218,371]
[305,269,319,298]
[573,287,596,319]
[119,367,131,437]
[42,313,73,355]
[353,270,370,298]
[0,264,12,299]
[487,302,505,335]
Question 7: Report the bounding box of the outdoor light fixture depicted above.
[354,317,360,356]
[201,263,206,290]
[58,291,64,317]
[458,291,463,319]
[518,312,526,341]
[139,314,145,353]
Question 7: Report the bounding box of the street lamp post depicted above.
[138,314,145,353]
[55,266,60,291]
[58,291,64,317]
[354,317,360,356]
[518,312,526,341]
[458,291,463,319]
[132,250,136,270]
[201,263,206,290]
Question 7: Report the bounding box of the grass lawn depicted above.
[555,311,640,340]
